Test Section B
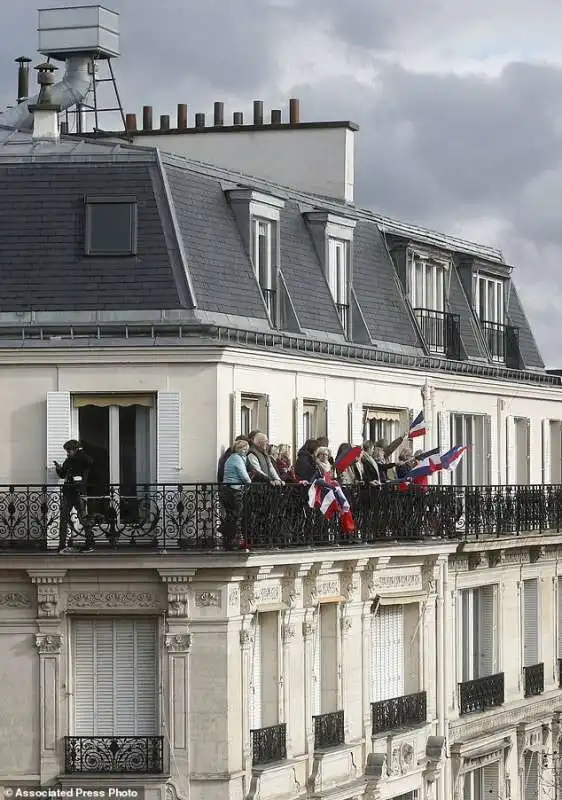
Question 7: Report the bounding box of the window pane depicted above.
[87,202,135,255]
[478,278,487,320]
[257,222,270,288]
[240,406,251,436]
[415,262,424,307]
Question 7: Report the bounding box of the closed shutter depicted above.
[312,612,321,716]
[73,618,157,736]
[250,616,262,730]
[506,415,516,485]
[319,400,329,441]
[156,392,181,484]
[477,585,496,677]
[558,577,562,658]
[294,397,304,453]
[47,392,72,484]
[542,419,551,485]
[523,579,539,667]
[348,402,363,445]
[438,411,451,486]
[481,763,500,798]
[523,751,539,800]
[485,414,496,485]
[231,391,242,440]
[371,605,404,701]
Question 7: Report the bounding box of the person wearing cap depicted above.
[54,439,93,553]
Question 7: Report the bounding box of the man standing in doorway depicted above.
[55,439,94,553]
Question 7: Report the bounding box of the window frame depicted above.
[240,393,268,438]
[449,413,490,486]
[302,399,328,441]
[475,275,505,325]
[459,584,499,683]
[250,216,278,320]
[84,195,138,257]
[363,406,406,445]
[327,237,350,311]
[408,255,446,312]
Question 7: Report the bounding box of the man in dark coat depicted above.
[55,439,93,553]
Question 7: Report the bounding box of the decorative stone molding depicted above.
[29,574,65,618]
[195,590,221,608]
[365,752,386,800]
[302,620,316,638]
[0,591,33,608]
[389,741,415,775]
[501,548,530,565]
[158,571,195,618]
[240,628,254,647]
[229,588,240,607]
[340,616,352,633]
[240,581,257,614]
[450,697,558,743]
[35,632,62,654]
[165,633,191,653]
[369,570,423,595]
[281,623,296,643]
[67,591,155,610]
[486,550,502,568]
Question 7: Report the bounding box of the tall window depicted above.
[408,257,445,311]
[240,394,268,438]
[522,579,539,669]
[463,764,500,799]
[476,276,504,324]
[313,604,339,716]
[363,407,405,446]
[515,417,530,485]
[302,400,328,442]
[450,414,490,486]
[460,585,498,682]
[250,611,280,731]
[523,752,539,799]
[327,238,349,330]
[250,217,276,317]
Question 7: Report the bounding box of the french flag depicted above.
[441,445,467,471]
[308,479,356,533]
[405,448,442,480]
[409,410,426,439]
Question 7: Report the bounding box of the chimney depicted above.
[253,100,263,125]
[142,105,153,131]
[15,56,32,104]
[177,103,188,129]
[125,113,137,132]
[271,109,282,124]
[28,62,61,141]
[233,111,243,126]
[160,114,170,130]
[195,112,205,128]
[214,101,224,127]
[289,98,300,124]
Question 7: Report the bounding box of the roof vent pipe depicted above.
[233,111,243,125]
[214,101,224,126]
[28,62,61,141]
[195,112,205,128]
[160,114,170,130]
[271,109,281,124]
[289,97,300,124]
[15,56,32,104]
[142,105,153,130]
[177,103,187,129]
[253,100,263,125]
[125,112,137,131]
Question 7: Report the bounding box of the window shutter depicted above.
[371,605,404,701]
[523,579,539,667]
[319,400,329,441]
[231,391,241,440]
[523,752,539,800]
[47,391,71,484]
[250,616,262,730]
[156,392,181,484]
[558,577,562,658]
[506,415,516,485]
[266,395,282,443]
[312,613,321,716]
[542,419,552,484]
[481,764,500,798]
[348,402,363,445]
[438,411,451,485]
[477,585,496,677]
[485,414,496,485]
[294,397,304,453]
[261,395,271,440]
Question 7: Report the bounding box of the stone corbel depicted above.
[27,571,66,619]
[364,753,386,800]
[424,735,446,783]
[158,570,196,619]
[35,632,63,655]
[165,633,191,653]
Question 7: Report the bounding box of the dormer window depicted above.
[407,253,462,357]
[408,257,445,313]
[475,275,505,361]
[250,217,276,317]
[327,238,349,330]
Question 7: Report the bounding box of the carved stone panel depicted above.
[0,591,33,609]
[165,633,191,653]
[195,591,221,608]
[67,591,155,610]
[35,632,62,655]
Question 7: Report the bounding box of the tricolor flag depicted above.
[409,410,426,439]
[416,447,442,471]
[441,445,467,471]
[308,479,356,533]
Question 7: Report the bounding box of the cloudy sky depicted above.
[2,0,561,365]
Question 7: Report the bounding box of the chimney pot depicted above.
[214,101,224,127]
[233,111,243,126]
[289,97,300,124]
[15,56,32,104]
[160,114,170,130]
[29,62,61,141]
[253,100,264,125]
[195,112,205,128]
[125,113,137,132]
[271,109,282,125]
[177,103,188,129]
[142,105,153,131]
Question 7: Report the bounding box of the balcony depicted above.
[336,302,349,331]
[64,736,164,775]
[2,482,562,552]
[523,663,544,698]
[459,673,504,715]
[251,723,287,766]
[371,691,427,735]
[261,287,277,318]
[413,308,461,360]
[480,319,521,367]
[313,710,345,749]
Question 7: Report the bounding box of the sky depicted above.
[1,0,561,365]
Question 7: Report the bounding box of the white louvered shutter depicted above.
[485,415,496,485]
[506,415,516,485]
[294,397,304,453]
[73,618,158,736]
[156,392,181,484]
[322,401,330,442]
[438,411,451,486]
[250,616,262,730]
[371,605,404,701]
[266,395,282,443]
[477,585,496,677]
[348,402,363,445]
[312,613,321,716]
[481,763,500,798]
[523,579,539,667]
[231,391,241,440]
[542,419,551,485]
[523,752,539,800]
[558,577,562,658]
[47,391,72,484]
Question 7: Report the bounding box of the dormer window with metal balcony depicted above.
[327,238,349,332]
[475,275,506,362]
[407,253,460,359]
[250,216,277,318]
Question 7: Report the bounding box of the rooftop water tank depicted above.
[38,5,120,60]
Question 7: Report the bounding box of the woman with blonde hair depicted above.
[220,439,252,550]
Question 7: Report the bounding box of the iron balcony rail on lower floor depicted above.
[524,663,544,698]
[313,710,345,749]
[371,691,427,735]
[64,736,164,774]
[251,723,287,766]
[459,673,504,715]
[2,482,562,551]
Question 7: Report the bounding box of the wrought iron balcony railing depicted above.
[459,673,504,715]
[251,723,287,765]
[480,320,521,367]
[313,710,345,749]
[64,736,164,774]
[523,663,544,698]
[1,482,562,552]
[413,308,461,360]
[371,691,427,735]
[336,302,349,331]
[261,288,277,318]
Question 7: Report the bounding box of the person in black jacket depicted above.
[295,439,319,482]
[54,439,93,553]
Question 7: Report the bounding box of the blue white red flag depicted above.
[308,478,356,532]
[441,445,467,471]
[409,410,426,439]
[416,447,441,471]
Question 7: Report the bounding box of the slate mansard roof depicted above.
[0,125,549,383]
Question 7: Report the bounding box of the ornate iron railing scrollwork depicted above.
[313,710,345,749]
[63,736,164,774]
[250,723,287,765]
